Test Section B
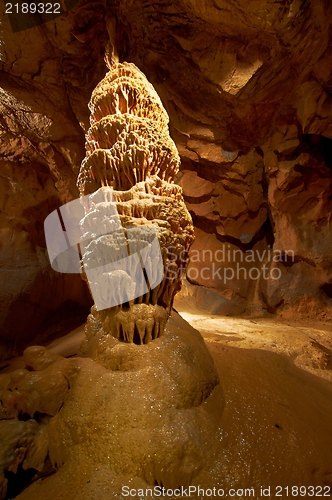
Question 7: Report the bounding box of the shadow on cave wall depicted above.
[0,196,92,363]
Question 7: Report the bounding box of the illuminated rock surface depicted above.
[1,1,332,496]
[1,309,332,499]
[0,312,222,499]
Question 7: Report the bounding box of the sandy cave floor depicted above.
[178,311,332,496]
[1,310,332,498]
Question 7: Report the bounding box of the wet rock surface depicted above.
[0,312,223,500]
[1,1,332,352]
[1,309,332,499]
[1,2,332,498]
[105,0,332,319]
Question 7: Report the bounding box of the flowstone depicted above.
[0,312,223,499]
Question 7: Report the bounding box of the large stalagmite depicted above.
[0,63,222,500]
[77,62,195,353]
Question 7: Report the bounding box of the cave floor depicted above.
[2,311,332,498]
[178,311,332,497]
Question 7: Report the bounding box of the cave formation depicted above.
[0,41,221,500]
[1,0,332,499]
[77,61,194,348]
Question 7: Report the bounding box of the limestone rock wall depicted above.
[112,0,332,319]
[0,2,108,359]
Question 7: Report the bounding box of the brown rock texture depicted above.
[0,1,110,359]
[110,0,332,319]
[0,62,217,499]
[1,0,332,357]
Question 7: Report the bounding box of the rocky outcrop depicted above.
[0,346,72,497]
[260,123,332,319]
[0,60,219,499]
[0,2,108,360]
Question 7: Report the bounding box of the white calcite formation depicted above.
[77,62,195,348]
